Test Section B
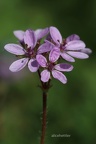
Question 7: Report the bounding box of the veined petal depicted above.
[28,59,39,72]
[44,39,55,46]
[65,40,86,50]
[49,47,60,62]
[38,41,54,54]
[41,70,50,82]
[35,27,49,40]
[66,34,80,43]
[13,30,25,41]
[36,54,47,67]
[24,29,37,48]
[9,58,28,72]
[52,70,67,84]
[61,52,75,62]
[50,26,62,45]
[4,44,25,55]
[67,51,89,59]
[55,63,73,72]
[80,48,92,54]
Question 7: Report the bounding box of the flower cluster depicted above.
[4,26,91,84]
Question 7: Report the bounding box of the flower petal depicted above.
[13,30,25,41]
[44,39,55,46]
[50,26,62,45]
[49,47,60,62]
[55,63,73,72]
[35,27,49,40]
[80,48,92,54]
[36,54,47,67]
[24,29,37,48]
[65,40,85,50]
[61,52,75,62]
[67,51,89,59]
[9,58,28,72]
[66,34,80,43]
[38,41,54,54]
[28,59,39,72]
[52,70,67,84]
[4,44,25,55]
[41,70,50,82]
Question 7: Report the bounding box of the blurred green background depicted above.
[0,0,96,144]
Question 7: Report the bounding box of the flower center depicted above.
[47,62,55,71]
[60,44,64,52]
[60,39,66,52]
[26,47,36,58]
[24,42,40,59]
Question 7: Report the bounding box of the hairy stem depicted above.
[40,91,47,144]
[38,70,51,144]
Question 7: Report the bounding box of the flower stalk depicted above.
[38,69,51,144]
[40,91,47,144]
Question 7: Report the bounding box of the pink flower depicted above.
[49,26,91,62]
[36,48,73,84]
[4,30,40,72]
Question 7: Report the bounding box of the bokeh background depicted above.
[0,0,96,144]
